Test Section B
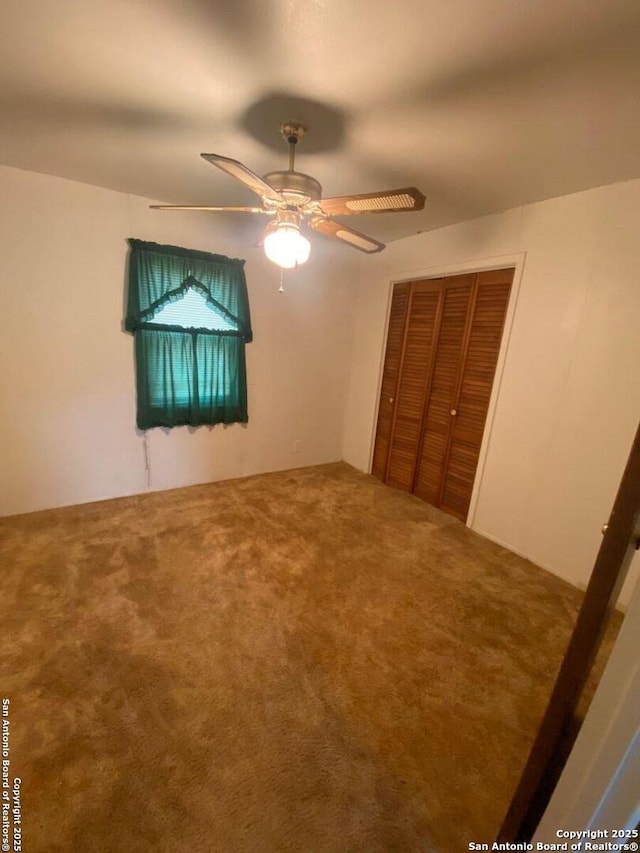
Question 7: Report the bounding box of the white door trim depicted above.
[534,569,640,837]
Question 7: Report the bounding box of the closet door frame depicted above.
[369,252,526,527]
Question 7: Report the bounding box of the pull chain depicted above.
[279,268,285,293]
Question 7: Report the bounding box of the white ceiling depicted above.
[1,0,640,245]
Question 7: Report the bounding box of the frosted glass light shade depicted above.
[264,224,311,269]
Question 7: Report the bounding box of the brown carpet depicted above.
[0,462,619,852]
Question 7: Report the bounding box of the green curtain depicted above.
[126,240,252,430]
[125,239,252,340]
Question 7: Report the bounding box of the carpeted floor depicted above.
[0,462,619,852]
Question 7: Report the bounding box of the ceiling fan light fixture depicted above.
[264,222,311,269]
[153,125,425,263]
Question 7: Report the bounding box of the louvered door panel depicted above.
[371,283,410,480]
[440,268,514,519]
[372,268,513,522]
[386,284,440,491]
[414,276,474,503]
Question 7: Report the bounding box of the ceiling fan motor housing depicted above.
[262,170,322,205]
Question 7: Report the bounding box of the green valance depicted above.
[125,239,252,342]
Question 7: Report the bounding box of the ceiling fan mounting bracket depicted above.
[280,122,306,145]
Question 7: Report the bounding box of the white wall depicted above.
[343,180,640,607]
[0,163,358,516]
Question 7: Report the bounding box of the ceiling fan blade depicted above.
[319,187,425,216]
[150,204,269,213]
[201,154,282,202]
[309,217,385,253]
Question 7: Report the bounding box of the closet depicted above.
[372,267,514,521]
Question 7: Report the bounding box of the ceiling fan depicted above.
[151,123,426,269]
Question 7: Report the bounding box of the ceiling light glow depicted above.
[264,224,311,269]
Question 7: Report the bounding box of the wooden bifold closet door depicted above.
[372,267,514,521]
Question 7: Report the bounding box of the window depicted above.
[125,239,252,430]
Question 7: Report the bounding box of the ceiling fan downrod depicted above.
[281,122,305,172]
